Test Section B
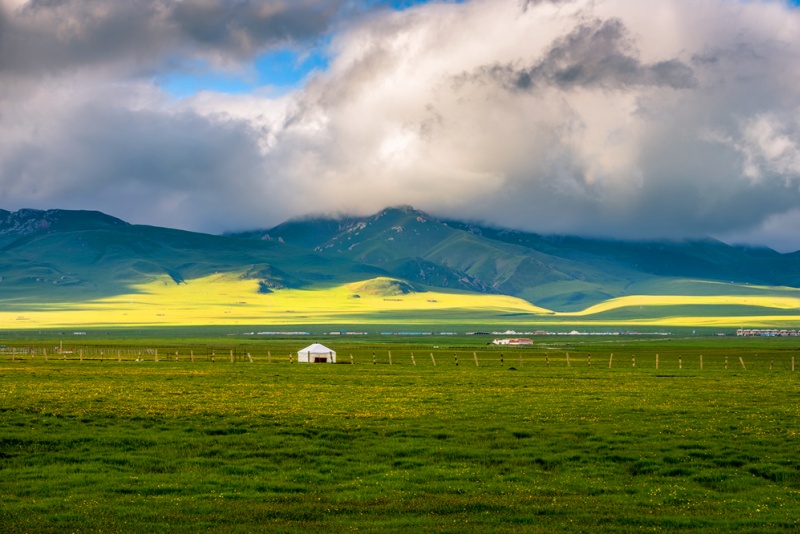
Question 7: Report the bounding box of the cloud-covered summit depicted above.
[1,0,800,250]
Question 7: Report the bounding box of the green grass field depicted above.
[1,339,799,532]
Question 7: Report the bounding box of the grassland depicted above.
[4,274,800,330]
[1,339,799,532]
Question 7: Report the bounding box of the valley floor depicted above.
[1,345,799,532]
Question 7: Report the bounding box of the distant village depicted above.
[736,329,800,337]
[236,329,673,339]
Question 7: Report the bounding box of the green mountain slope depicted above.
[3,207,800,314]
[243,206,800,310]
[0,209,382,302]
[447,222,790,285]
[249,207,649,309]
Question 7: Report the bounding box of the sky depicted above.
[2,0,800,251]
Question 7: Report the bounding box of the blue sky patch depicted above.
[155,0,464,98]
[156,47,329,98]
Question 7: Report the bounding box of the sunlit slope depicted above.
[5,207,800,327]
[258,207,648,308]
[0,276,552,328]
[563,295,800,317]
[0,209,382,303]
[5,273,800,329]
[255,206,800,311]
[550,282,800,326]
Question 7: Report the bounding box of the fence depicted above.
[1,346,797,371]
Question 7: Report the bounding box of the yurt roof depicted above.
[298,343,335,354]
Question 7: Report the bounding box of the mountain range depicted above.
[2,206,799,312]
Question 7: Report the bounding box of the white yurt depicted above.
[297,343,336,363]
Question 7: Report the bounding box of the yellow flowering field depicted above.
[5,272,800,329]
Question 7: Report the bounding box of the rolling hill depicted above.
[0,208,377,304]
[2,206,800,328]
[238,206,800,311]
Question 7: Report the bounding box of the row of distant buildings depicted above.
[737,329,800,337]
[492,338,534,345]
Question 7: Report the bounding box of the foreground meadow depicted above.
[1,346,798,532]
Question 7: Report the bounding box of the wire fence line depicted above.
[1,346,797,371]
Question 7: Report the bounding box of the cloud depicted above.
[0,81,288,232]
[713,112,800,185]
[1,0,800,250]
[470,18,697,91]
[266,0,800,246]
[0,0,344,76]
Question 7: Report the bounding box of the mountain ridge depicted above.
[2,206,799,312]
[244,206,800,309]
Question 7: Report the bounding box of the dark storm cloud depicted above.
[0,93,287,231]
[0,0,343,75]
[472,19,696,92]
[171,0,342,55]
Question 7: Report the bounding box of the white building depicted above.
[297,343,337,363]
[492,338,533,346]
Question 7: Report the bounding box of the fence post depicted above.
[608,353,613,369]
[430,353,436,366]
[268,351,272,364]
[655,353,659,370]
[739,356,746,370]
[350,354,354,365]
[792,357,795,372]
[700,354,703,370]
[388,351,392,366]
[247,353,253,363]
[118,350,121,363]
[155,349,159,363]
[190,350,194,363]
[411,352,416,366]
[566,352,571,367]
[230,350,234,363]
[473,352,479,367]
